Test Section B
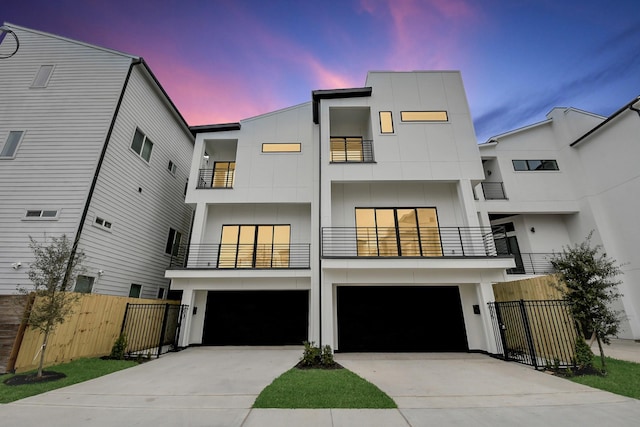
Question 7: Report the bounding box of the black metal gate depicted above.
[488,300,578,369]
[121,303,188,358]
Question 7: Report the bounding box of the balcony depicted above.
[197,165,235,189]
[330,137,374,163]
[168,243,311,269]
[321,226,500,258]
[507,253,555,275]
[481,182,507,200]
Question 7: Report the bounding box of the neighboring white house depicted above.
[167,71,515,353]
[0,23,194,299]
[475,98,640,340]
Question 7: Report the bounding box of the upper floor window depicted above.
[167,160,177,175]
[131,128,153,162]
[512,160,559,171]
[23,209,59,220]
[379,111,394,133]
[31,65,54,88]
[129,284,142,298]
[165,228,182,256]
[262,143,301,153]
[212,161,235,188]
[355,207,441,257]
[74,275,95,294]
[94,216,113,231]
[0,131,25,159]
[400,111,448,122]
[330,137,373,163]
[219,224,290,268]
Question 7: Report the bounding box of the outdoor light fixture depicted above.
[11,262,22,270]
[530,227,536,233]
[98,270,104,276]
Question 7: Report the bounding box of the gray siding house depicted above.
[0,23,194,299]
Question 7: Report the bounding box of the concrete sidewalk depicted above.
[1,346,639,426]
[591,338,640,363]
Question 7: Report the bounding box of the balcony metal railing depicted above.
[481,182,507,200]
[168,243,311,269]
[329,138,374,163]
[321,226,500,258]
[507,253,555,275]
[197,168,234,189]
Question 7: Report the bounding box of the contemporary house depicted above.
[475,99,640,340]
[167,71,515,353]
[0,23,194,299]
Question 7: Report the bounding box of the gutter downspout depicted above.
[629,103,640,118]
[64,59,140,282]
[317,103,323,348]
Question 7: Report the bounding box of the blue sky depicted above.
[2,0,639,141]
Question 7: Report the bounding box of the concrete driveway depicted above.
[1,347,640,426]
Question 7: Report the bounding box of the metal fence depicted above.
[488,300,579,369]
[121,303,188,358]
[169,243,311,269]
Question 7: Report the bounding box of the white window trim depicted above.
[129,283,143,298]
[0,130,26,160]
[22,209,60,221]
[130,128,154,164]
[93,215,113,232]
[168,160,177,175]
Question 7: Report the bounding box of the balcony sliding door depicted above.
[218,225,290,268]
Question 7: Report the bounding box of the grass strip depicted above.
[253,367,397,408]
[0,358,138,403]
[567,357,640,400]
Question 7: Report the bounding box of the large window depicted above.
[0,131,24,159]
[355,208,441,256]
[131,128,153,162]
[330,137,372,162]
[212,161,235,188]
[219,225,290,268]
[512,159,559,171]
[400,111,448,122]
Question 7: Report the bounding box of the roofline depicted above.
[189,123,242,135]
[312,87,372,124]
[482,118,553,143]
[570,95,640,147]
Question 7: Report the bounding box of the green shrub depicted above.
[574,335,594,370]
[300,341,321,366]
[110,333,128,360]
[321,345,335,367]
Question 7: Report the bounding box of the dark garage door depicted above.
[203,290,308,345]
[337,286,468,352]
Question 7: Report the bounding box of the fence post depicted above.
[519,300,538,369]
[493,302,509,361]
[121,303,130,335]
[157,304,171,359]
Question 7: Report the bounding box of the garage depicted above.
[337,286,468,352]
[202,290,309,345]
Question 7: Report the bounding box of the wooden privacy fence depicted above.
[493,274,564,302]
[12,293,178,373]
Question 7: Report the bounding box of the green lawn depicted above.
[0,358,138,403]
[567,357,640,400]
[253,367,397,408]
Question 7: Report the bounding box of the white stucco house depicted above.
[475,98,640,340]
[167,71,516,353]
[0,23,194,299]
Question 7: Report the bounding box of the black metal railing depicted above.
[330,138,374,163]
[321,226,500,258]
[169,243,311,269]
[507,253,555,275]
[120,303,189,358]
[197,168,235,189]
[481,182,507,199]
[488,300,578,369]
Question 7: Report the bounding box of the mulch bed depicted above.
[295,361,344,370]
[3,371,66,386]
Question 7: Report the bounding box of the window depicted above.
[330,137,373,162]
[1,131,24,159]
[129,284,142,298]
[31,65,54,88]
[165,228,182,256]
[219,225,290,268]
[74,275,95,294]
[379,111,394,133]
[130,128,153,162]
[400,111,448,122]
[355,208,441,256]
[262,143,301,153]
[167,160,177,174]
[157,287,166,299]
[212,161,235,188]
[94,216,113,231]
[512,160,559,171]
[184,179,189,196]
[23,209,59,220]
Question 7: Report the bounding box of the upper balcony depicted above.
[480,181,507,200]
[330,137,374,163]
[321,226,501,258]
[506,253,555,275]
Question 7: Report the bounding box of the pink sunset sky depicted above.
[2,0,640,141]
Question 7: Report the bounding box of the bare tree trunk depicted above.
[37,327,49,378]
[595,334,606,372]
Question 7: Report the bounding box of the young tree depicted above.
[17,235,85,377]
[550,232,623,371]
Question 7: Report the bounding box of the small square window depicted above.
[94,216,113,231]
[131,128,153,162]
[512,160,528,171]
[31,65,54,88]
[1,131,25,159]
[129,284,142,298]
[157,287,166,299]
[75,275,95,294]
[168,160,177,174]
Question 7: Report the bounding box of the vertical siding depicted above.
[78,65,194,298]
[0,26,132,293]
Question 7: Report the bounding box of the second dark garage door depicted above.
[202,290,308,345]
[337,286,468,352]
